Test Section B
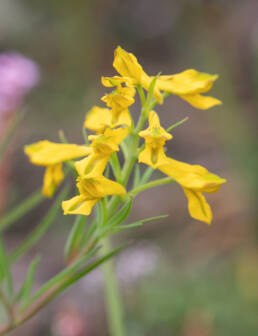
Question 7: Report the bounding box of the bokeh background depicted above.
[1,0,258,335]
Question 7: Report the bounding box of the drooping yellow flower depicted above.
[89,126,129,156]
[138,112,226,224]
[138,111,172,168]
[113,46,221,109]
[84,106,112,134]
[84,106,131,133]
[154,70,222,109]
[158,158,226,224]
[101,75,135,128]
[75,126,129,176]
[113,46,163,103]
[24,141,92,197]
[62,172,126,216]
[101,86,135,113]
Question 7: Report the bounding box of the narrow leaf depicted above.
[0,237,13,297]
[20,246,100,311]
[15,256,40,305]
[0,189,44,233]
[166,117,189,132]
[140,166,154,185]
[9,185,69,264]
[145,74,160,110]
[101,200,133,235]
[112,214,168,234]
[133,164,141,189]
[64,215,86,261]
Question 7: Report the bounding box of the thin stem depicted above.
[0,288,14,325]
[101,237,125,336]
[128,177,174,198]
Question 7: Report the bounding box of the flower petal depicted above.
[180,94,222,110]
[42,163,64,198]
[183,188,212,224]
[25,141,92,166]
[62,195,98,216]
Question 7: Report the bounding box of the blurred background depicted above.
[1,0,258,335]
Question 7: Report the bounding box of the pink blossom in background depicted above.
[0,52,39,131]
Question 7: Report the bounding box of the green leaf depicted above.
[100,200,133,237]
[140,166,154,185]
[80,218,98,248]
[145,74,160,111]
[0,237,13,297]
[0,189,44,233]
[166,117,189,132]
[20,246,100,311]
[111,214,168,234]
[15,256,40,306]
[9,185,69,264]
[110,152,122,183]
[136,85,146,106]
[54,244,125,299]
[20,244,124,315]
[64,215,86,261]
[133,164,141,189]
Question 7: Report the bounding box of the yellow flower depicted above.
[101,75,135,128]
[138,111,172,168]
[84,106,112,133]
[159,158,226,224]
[62,173,126,216]
[138,112,226,224]
[113,46,162,103]
[113,46,221,108]
[88,126,129,156]
[154,70,222,109]
[101,86,135,112]
[24,141,92,197]
[84,106,131,132]
[75,126,129,176]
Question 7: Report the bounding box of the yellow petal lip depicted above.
[156,69,219,95]
[183,188,212,224]
[113,46,148,84]
[139,111,172,141]
[88,126,129,156]
[78,175,126,199]
[24,141,92,166]
[181,94,222,110]
[42,163,64,198]
[62,196,98,216]
[75,154,109,177]
[101,76,133,88]
[84,106,112,132]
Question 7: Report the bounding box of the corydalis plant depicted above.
[0,46,226,336]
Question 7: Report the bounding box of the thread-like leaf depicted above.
[20,246,100,311]
[111,214,168,234]
[64,215,86,261]
[0,237,13,297]
[15,256,40,306]
[9,185,69,264]
[133,164,141,189]
[140,166,154,185]
[99,200,133,238]
[0,189,44,233]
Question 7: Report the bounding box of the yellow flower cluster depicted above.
[24,46,226,223]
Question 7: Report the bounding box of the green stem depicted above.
[101,237,125,336]
[128,177,174,198]
[0,288,14,325]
